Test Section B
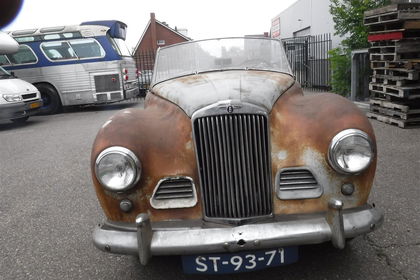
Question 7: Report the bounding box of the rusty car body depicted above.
[90,37,383,274]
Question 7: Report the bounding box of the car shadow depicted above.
[62,98,144,115]
[0,118,43,132]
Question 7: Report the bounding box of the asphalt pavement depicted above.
[0,97,418,280]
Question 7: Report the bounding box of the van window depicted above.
[0,55,11,66]
[41,41,77,61]
[7,45,38,64]
[69,38,105,59]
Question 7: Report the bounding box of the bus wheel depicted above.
[11,116,29,123]
[36,84,61,115]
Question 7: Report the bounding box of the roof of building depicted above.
[133,17,191,54]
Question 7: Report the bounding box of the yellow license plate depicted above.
[29,102,41,109]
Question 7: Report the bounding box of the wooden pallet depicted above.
[369,83,420,99]
[371,59,420,69]
[364,3,420,24]
[369,98,411,112]
[368,20,420,32]
[368,30,420,41]
[367,111,420,128]
[371,76,420,87]
[370,52,420,61]
[369,38,420,54]
[373,68,419,80]
[370,105,420,120]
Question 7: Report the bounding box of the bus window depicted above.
[41,41,77,61]
[0,55,11,66]
[69,38,105,59]
[43,34,61,40]
[7,45,38,64]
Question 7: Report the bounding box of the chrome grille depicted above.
[194,114,272,219]
[94,74,120,92]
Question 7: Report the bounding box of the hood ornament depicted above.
[217,101,242,114]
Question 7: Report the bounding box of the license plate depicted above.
[182,247,298,274]
[29,102,41,109]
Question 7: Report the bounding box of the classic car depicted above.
[90,37,383,274]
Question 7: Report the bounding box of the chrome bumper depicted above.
[93,202,383,265]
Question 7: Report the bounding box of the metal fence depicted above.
[282,34,332,90]
[133,50,156,95]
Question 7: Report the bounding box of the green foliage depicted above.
[328,0,390,95]
[330,0,391,50]
[329,47,351,96]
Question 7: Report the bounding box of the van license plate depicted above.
[182,247,298,274]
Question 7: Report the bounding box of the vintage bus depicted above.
[0,20,139,114]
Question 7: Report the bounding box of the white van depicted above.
[0,32,42,123]
[0,66,42,123]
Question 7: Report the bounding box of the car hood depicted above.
[0,78,38,95]
[151,70,295,117]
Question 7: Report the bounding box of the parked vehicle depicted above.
[138,69,153,97]
[90,37,383,274]
[0,66,42,123]
[1,20,139,114]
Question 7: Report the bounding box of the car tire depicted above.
[11,116,29,123]
[35,83,61,115]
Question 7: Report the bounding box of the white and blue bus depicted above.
[0,20,139,114]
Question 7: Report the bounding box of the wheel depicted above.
[11,116,29,123]
[35,83,61,114]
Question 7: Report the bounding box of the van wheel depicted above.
[36,84,61,114]
[11,116,29,123]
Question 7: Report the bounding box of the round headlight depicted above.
[95,146,141,192]
[328,129,374,174]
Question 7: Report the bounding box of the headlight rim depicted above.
[94,146,141,192]
[328,128,374,175]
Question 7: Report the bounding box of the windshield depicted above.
[109,37,131,57]
[153,37,292,84]
[0,66,12,79]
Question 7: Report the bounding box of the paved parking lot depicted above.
[0,97,418,280]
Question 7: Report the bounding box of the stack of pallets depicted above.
[364,2,420,128]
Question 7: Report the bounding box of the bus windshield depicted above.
[153,37,292,85]
[109,37,131,57]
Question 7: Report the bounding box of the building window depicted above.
[157,40,166,46]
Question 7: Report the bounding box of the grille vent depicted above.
[94,74,120,92]
[150,177,197,209]
[22,93,37,100]
[276,168,323,200]
[110,92,122,100]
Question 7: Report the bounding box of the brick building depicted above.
[133,13,191,54]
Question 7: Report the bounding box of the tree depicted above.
[328,0,390,95]
[330,0,390,50]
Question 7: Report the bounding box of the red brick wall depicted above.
[134,22,189,55]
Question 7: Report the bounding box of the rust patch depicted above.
[91,93,202,223]
[270,84,377,215]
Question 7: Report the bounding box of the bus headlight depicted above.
[95,146,141,192]
[328,129,374,174]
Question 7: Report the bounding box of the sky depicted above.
[3,0,298,50]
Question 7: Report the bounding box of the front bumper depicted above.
[93,203,383,265]
[0,99,43,121]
